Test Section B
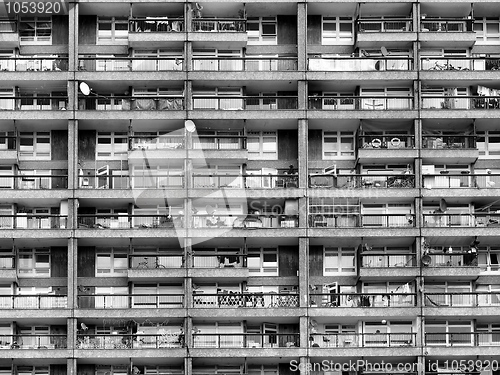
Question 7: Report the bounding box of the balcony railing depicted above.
[358,134,415,149]
[192,333,299,348]
[421,57,500,71]
[423,173,499,188]
[0,334,67,349]
[0,96,68,111]
[77,214,184,229]
[0,20,17,33]
[129,253,184,269]
[193,96,298,110]
[308,214,415,228]
[0,175,68,189]
[357,18,413,32]
[130,135,185,150]
[0,57,68,72]
[194,135,246,150]
[192,214,299,229]
[78,57,184,72]
[424,292,500,307]
[78,174,185,189]
[77,333,183,349]
[423,213,500,228]
[422,96,499,110]
[309,333,416,348]
[308,96,414,110]
[192,18,246,32]
[309,293,416,308]
[312,174,415,189]
[193,57,298,71]
[77,294,184,308]
[361,253,417,268]
[308,57,412,71]
[78,96,184,111]
[425,332,499,346]
[193,292,299,308]
[129,17,184,33]
[420,18,472,32]
[193,174,298,189]
[192,252,245,268]
[422,253,478,267]
[0,295,67,309]
[0,254,14,269]
[422,135,476,149]
[0,215,67,229]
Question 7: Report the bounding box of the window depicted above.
[323,131,355,159]
[18,326,50,349]
[0,89,14,110]
[19,17,51,44]
[425,321,473,346]
[96,366,129,375]
[17,366,49,375]
[132,283,183,308]
[95,286,128,308]
[247,17,277,44]
[247,131,277,160]
[132,49,183,71]
[474,17,500,43]
[247,248,278,275]
[0,166,13,189]
[360,87,412,110]
[192,48,242,71]
[19,132,50,160]
[17,249,50,276]
[477,131,500,157]
[96,132,128,159]
[425,282,472,306]
[477,323,500,346]
[96,248,128,276]
[324,247,356,274]
[322,17,354,45]
[132,165,183,189]
[98,17,128,43]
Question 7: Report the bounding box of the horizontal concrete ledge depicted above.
[189,348,307,357]
[307,307,420,318]
[189,307,306,318]
[73,309,187,318]
[74,348,187,358]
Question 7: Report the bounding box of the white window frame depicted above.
[324,247,356,274]
[0,166,14,189]
[95,248,128,276]
[247,131,278,160]
[19,17,52,44]
[132,49,184,71]
[322,131,355,159]
[94,286,129,308]
[477,130,500,157]
[97,17,129,44]
[247,17,277,45]
[132,283,183,308]
[474,17,500,44]
[96,132,128,160]
[17,248,50,277]
[192,48,242,71]
[425,321,473,346]
[247,248,278,275]
[19,132,51,160]
[322,16,354,45]
[16,366,49,375]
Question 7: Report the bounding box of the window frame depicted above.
[97,17,129,44]
[322,16,354,45]
[96,131,128,160]
[17,248,50,277]
[322,130,355,159]
[247,131,278,160]
[474,17,500,44]
[324,247,356,275]
[19,131,51,160]
[95,247,128,276]
[19,17,52,44]
[247,247,278,275]
[247,17,277,45]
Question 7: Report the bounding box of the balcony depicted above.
[0,215,67,229]
[0,135,17,163]
[78,57,184,72]
[360,253,417,268]
[308,56,413,72]
[356,18,416,47]
[0,96,68,111]
[193,57,298,72]
[192,214,298,229]
[309,332,416,348]
[77,333,184,349]
[0,174,68,189]
[421,135,477,163]
[129,253,184,269]
[308,173,415,189]
[425,332,499,347]
[424,292,500,307]
[192,18,245,32]
[192,333,299,348]
[0,294,67,309]
[79,96,184,111]
[0,20,18,47]
[77,293,184,309]
[130,134,185,150]
[309,293,416,308]
[356,134,417,163]
[421,96,500,110]
[308,96,414,111]
[128,17,185,47]
[193,174,298,189]
[423,213,499,228]
[308,214,415,228]
[193,292,299,308]
[0,334,67,349]
[77,214,183,229]
[0,57,68,72]
[419,18,476,47]
[78,174,185,190]
[192,96,298,111]
[422,252,478,267]
[423,173,499,189]
[421,57,500,71]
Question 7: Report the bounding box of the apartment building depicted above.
[0,0,499,374]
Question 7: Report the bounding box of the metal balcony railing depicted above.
[78,174,185,189]
[192,214,299,229]
[0,254,14,269]
[192,18,246,32]
[423,213,500,228]
[360,253,417,268]
[358,134,415,149]
[312,174,415,189]
[425,332,499,346]
[422,96,499,110]
[192,333,299,348]
[76,333,184,349]
[0,215,67,229]
[0,334,67,349]
[0,57,68,71]
[77,293,184,308]
[78,96,184,111]
[308,214,415,228]
[420,18,472,32]
[422,253,478,267]
[193,174,298,189]
[424,292,500,307]
[130,135,185,150]
[357,18,413,32]
[309,332,416,348]
[421,57,500,71]
[77,214,183,229]
[423,173,499,188]
[0,96,68,111]
[129,253,184,269]
[192,96,298,110]
[0,295,67,309]
[0,175,68,189]
[309,293,416,308]
[192,57,298,71]
[308,56,412,71]
[0,20,17,33]
[129,17,184,33]
[422,135,476,149]
[191,252,245,268]
[308,96,414,110]
[78,57,184,72]
[193,292,299,308]
[193,135,247,150]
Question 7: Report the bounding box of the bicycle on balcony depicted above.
[137,257,166,269]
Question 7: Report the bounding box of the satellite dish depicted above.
[421,254,432,266]
[79,82,91,96]
[205,205,215,215]
[381,46,389,56]
[439,198,448,212]
[185,120,196,133]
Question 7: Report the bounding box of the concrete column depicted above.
[185,357,193,375]
[299,357,308,375]
[67,317,77,350]
[67,358,77,375]
[68,1,78,72]
[68,120,78,190]
[185,2,193,33]
[299,315,309,348]
[67,238,77,309]
[297,3,307,72]
[298,237,309,307]
[298,80,307,111]
[298,119,308,188]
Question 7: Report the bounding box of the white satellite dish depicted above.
[185,120,196,133]
[79,82,91,96]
